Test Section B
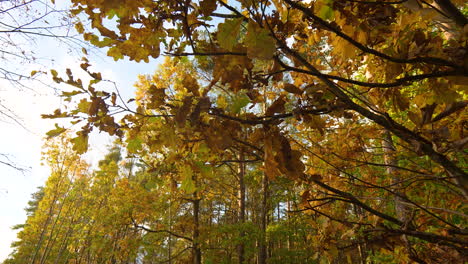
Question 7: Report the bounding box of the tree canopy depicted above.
[5,0,468,263]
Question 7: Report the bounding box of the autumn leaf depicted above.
[147,85,165,109]
[77,99,91,113]
[189,96,211,125]
[217,18,243,51]
[303,114,325,135]
[408,111,422,127]
[175,96,193,127]
[46,124,66,138]
[265,95,286,116]
[199,0,217,16]
[75,21,84,33]
[127,138,143,153]
[41,109,69,119]
[50,69,58,77]
[111,92,117,106]
[71,134,89,154]
[180,165,196,194]
[182,74,200,96]
[319,4,333,20]
[245,20,276,60]
[283,83,303,95]
[231,93,250,114]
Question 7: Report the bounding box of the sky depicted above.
[0,1,162,261]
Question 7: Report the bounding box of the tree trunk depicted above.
[382,130,410,223]
[258,172,268,264]
[192,180,202,264]
[383,130,420,261]
[168,195,173,264]
[237,149,246,264]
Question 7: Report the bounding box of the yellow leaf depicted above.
[50,69,58,77]
[180,165,196,194]
[217,95,227,109]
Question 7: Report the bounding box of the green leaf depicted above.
[127,138,143,153]
[46,124,66,138]
[71,134,88,154]
[195,161,213,178]
[61,90,84,97]
[147,116,160,123]
[144,181,157,190]
[245,20,276,60]
[231,93,250,114]
[180,165,196,194]
[107,47,124,61]
[217,18,243,51]
[319,5,334,20]
[77,99,91,113]
[106,9,117,19]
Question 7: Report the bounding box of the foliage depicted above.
[7,0,468,263]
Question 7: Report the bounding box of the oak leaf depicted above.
[283,83,303,95]
[46,124,66,138]
[71,133,89,154]
[265,95,286,116]
[217,18,243,51]
[245,21,276,60]
[199,0,217,16]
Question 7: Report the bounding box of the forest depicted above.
[2,0,468,263]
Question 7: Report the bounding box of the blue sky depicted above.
[0,1,162,260]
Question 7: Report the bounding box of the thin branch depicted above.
[208,105,335,125]
[309,177,404,226]
[211,12,243,19]
[277,57,464,88]
[165,51,247,57]
[431,101,467,123]
[343,0,408,4]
